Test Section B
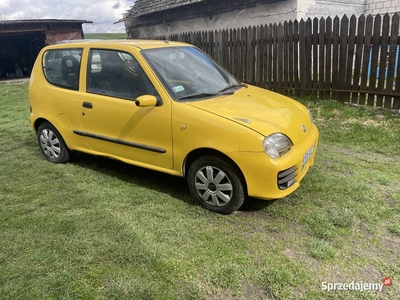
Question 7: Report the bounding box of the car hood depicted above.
[187,85,312,145]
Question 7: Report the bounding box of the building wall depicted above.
[365,0,400,15]
[127,0,373,38]
[299,0,365,19]
[45,29,84,45]
[128,0,298,38]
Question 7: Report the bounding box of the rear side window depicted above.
[42,49,83,90]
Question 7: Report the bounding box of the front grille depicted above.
[277,166,298,190]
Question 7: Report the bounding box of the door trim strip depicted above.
[73,130,166,154]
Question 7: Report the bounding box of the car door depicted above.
[76,48,173,169]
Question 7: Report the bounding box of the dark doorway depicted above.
[0,32,46,79]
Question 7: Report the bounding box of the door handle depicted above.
[82,102,93,109]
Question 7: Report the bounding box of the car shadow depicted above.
[69,151,196,207]
[70,152,275,214]
[239,197,277,213]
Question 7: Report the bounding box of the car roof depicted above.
[51,39,190,50]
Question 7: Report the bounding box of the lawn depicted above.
[0,82,399,299]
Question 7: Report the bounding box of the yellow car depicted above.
[29,39,318,214]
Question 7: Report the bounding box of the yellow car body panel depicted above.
[29,39,319,206]
[187,85,313,145]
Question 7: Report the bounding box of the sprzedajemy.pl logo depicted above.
[321,277,392,292]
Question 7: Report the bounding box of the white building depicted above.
[365,0,400,15]
[122,0,398,38]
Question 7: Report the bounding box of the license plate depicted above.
[302,145,314,171]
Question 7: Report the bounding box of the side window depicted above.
[42,48,82,90]
[87,49,155,100]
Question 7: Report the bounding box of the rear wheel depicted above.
[37,122,70,163]
[187,156,246,214]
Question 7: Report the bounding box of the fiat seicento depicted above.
[29,39,318,214]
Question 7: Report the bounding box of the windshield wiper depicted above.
[178,85,242,100]
[218,83,248,93]
[179,93,220,101]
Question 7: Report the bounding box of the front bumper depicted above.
[229,123,319,199]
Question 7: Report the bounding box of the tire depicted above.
[37,122,70,163]
[187,156,246,214]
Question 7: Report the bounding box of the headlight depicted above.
[307,109,313,123]
[263,133,292,158]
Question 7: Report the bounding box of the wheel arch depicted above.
[36,120,70,163]
[183,148,247,187]
[33,117,51,133]
[34,118,73,151]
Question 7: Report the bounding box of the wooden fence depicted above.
[160,13,400,110]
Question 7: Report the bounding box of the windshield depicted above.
[142,47,242,101]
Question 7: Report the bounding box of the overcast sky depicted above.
[0,0,135,33]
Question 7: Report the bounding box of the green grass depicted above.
[1,82,399,299]
[85,33,127,40]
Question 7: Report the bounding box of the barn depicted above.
[0,19,91,79]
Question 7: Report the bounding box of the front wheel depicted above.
[37,122,70,163]
[187,156,246,214]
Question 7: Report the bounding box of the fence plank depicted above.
[277,23,284,91]
[353,14,365,104]
[338,15,349,102]
[325,17,333,100]
[394,21,400,109]
[386,14,399,109]
[260,25,266,88]
[368,14,382,106]
[272,24,278,91]
[313,18,319,96]
[229,29,234,77]
[299,19,306,95]
[256,26,264,86]
[305,19,313,92]
[360,15,373,105]
[293,20,299,95]
[377,14,390,107]
[283,21,289,94]
[252,26,257,85]
[332,16,340,100]
[222,29,228,69]
[210,30,215,58]
[345,15,357,102]
[230,29,236,78]
[245,27,251,83]
[267,24,273,88]
[288,21,294,95]
[239,27,245,82]
[319,17,326,99]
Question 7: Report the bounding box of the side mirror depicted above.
[135,95,162,107]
